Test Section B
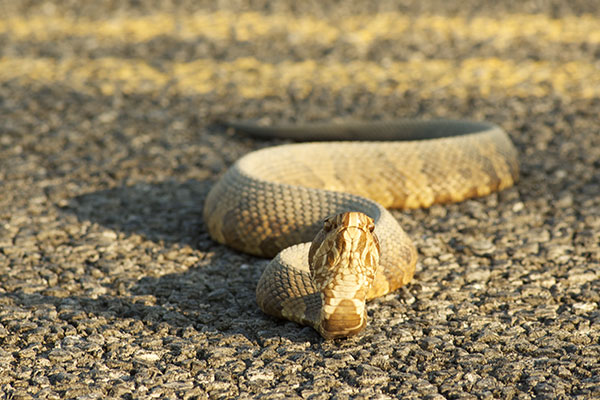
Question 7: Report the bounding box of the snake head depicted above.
[308,211,380,339]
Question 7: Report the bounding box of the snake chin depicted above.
[308,212,381,339]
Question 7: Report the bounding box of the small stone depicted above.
[47,348,73,363]
[134,351,161,362]
[469,240,495,256]
[572,302,597,312]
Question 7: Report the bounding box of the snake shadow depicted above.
[62,179,212,249]
[55,179,323,342]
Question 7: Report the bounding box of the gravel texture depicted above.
[1,1,599,399]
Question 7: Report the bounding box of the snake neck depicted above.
[308,212,380,339]
[318,279,371,339]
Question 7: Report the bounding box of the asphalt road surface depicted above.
[0,1,599,399]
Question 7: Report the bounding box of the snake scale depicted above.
[204,119,519,339]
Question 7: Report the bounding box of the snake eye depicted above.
[368,221,375,232]
[323,215,340,231]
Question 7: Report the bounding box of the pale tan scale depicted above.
[204,119,519,339]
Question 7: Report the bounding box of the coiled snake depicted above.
[203,120,519,339]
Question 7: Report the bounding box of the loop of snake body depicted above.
[203,120,519,339]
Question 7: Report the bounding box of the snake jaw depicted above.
[308,212,381,339]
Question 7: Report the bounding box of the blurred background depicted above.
[1,1,598,120]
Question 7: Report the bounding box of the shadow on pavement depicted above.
[36,179,321,342]
[61,179,213,249]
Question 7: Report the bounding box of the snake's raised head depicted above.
[308,212,381,339]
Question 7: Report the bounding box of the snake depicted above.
[203,119,519,339]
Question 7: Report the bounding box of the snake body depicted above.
[204,120,519,339]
